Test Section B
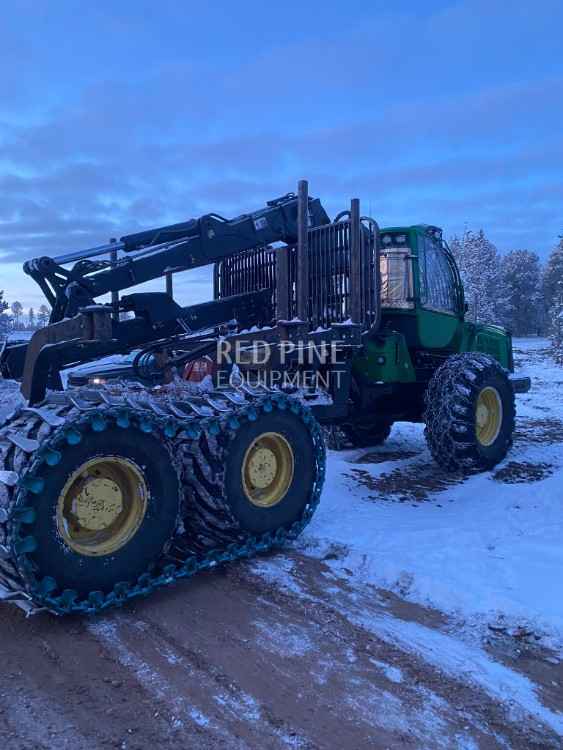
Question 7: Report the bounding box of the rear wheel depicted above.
[27,426,180,596]
[424,353,515,473]
[223,409,317,535]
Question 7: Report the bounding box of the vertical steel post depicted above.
[275,246,290,320]
[110,238,119,321]
[296,179,309,321]
[213,262,219,300]
[350,198,361,324]
[166,270,173,298]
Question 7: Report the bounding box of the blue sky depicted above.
[1,0,562,310]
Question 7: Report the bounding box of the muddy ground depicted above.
[0,548,561,749]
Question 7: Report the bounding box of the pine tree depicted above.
[543,238,563,307]
[545,238,563,363]
[550,286,563,364]
[37,305,50,328]
[498,250,543,335]
[10,301,23,330]
[450,228,501,324]
[28,307,36,329]
[0,291,10,338]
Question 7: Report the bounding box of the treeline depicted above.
[0,297,50,334]
[450,230,563,360]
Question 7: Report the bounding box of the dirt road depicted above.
[0,550,561,750]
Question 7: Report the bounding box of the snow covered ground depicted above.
[0,336,559,649]
[6,331,34,342]
[0,337,562,746]
[248,337,563,743]
[301,337,563,650]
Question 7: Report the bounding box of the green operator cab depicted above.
[345,225,527,455]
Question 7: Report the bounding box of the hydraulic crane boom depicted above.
[24,193,330,324]
[2,190,331,403]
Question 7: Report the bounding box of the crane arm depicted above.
[24,193,330,323]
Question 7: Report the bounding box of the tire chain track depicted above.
[0,384,325,615]
[424,353,515,472]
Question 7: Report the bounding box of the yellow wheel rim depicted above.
[242,432,294,508]
[56,457,148,557]
[475,386,503,447]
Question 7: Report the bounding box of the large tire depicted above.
[24,425,181,597]
[341,421,392,448]
[424,353,515,473]
[191,408,319,537]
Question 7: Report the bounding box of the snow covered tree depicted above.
[0,291,10,339]
[10,301,23,330]
[497,250,543,335]
[450,228,501,324]
[37,304,50,328]
[550,287,563,364]
[544,238,563,363]
[543,238,563,307]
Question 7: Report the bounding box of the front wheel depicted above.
[424,353,515,473]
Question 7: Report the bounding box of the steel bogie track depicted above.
[0,385,325,615]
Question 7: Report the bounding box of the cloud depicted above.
[0,0,562,308]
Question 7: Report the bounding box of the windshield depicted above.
[380,249,414,309]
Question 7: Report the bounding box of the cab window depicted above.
[380,249,414,309]
[418,236,457,314]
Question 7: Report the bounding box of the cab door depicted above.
[415,232,462,349]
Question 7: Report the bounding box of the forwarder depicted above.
[0,181,529,615]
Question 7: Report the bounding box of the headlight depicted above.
[395,234,407,244]
[382,234,392,246]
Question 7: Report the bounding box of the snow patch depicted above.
[369,658,404,684]
[353,610,563,736]
[300,339,563,650]
[253,619,314,658]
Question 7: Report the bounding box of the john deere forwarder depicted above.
[0,181,529,615]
